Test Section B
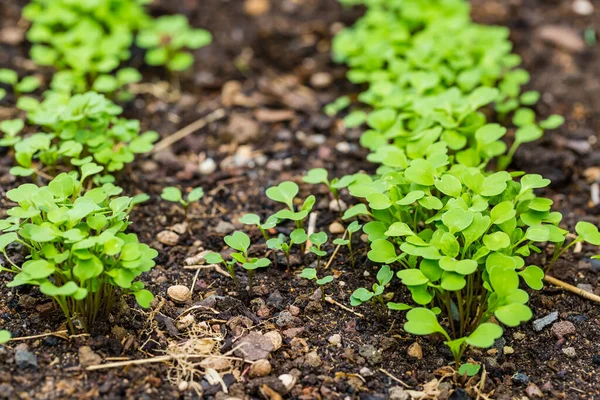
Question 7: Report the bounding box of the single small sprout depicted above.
[206,231,271,296]
[239,213,278,241]
[308,232,328,269]
[350,265,397,319]
[0,330,10,344]
[458,362,481,377]
[267,181,315,232]
[332,221,362,266]
[267,229,308,273]
[0,69,41,98]
[161,186,204,216]
[299,268,334,301]
[302,169,355,215]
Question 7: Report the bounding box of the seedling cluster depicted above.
[327,0,600,368]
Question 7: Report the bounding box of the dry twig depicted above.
[544,275,600,304]
[324,296,364,318]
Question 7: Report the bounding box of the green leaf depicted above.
[350,288,373,306]
[385,222,414,237]
[539,115,564,130]
[0,119,25,137]
[303,168,329,185]
[342,204,371,220]
[575,221,600,245]
[0,330,11,344]
[495,303,533,327]
[442,208,473,234]
[483,232,511,250]
[134,289,154,308]
[239,213,261,225]
[458,363,481,377]
[367,109,396,131]
[224,231,251,253]
[0,233,18,252]
[266,181,299,210]
[317,276,334,285]
[466,323,503,348]
[368,239,397,263]
[396,269,429,286]
[387,302,412,311]
[518,266,544,290]
[161,187,183,203]
[440,271,466,291]
[435,175,462,198]
[204,252,224,264]
[290,229,308,244]
[187,187,204,202]
[300,268,317,280]
[168,52,194,72]
[404,308,447,337]
[405,159,436,186]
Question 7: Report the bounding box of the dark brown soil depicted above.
[0,0,599,399]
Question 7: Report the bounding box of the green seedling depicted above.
[350,265,394,318]
[299,268,334,300]
[458,362,481,377]
[0,330,10,344]
[1,92,158,179]
[137,15,212,72]
[205,231,270,295]
[303,168,355,214]
[267,181,315,232]
[308,232,328,269]
[0,69,41,98]
[324,96,350,116]
[23,0,150,93]
[0,170,156,333]
[332,220,362,266]
[266,229,308,273]
[161,187,204,216]
[239,213,278,241]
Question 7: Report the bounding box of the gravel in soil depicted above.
[0,0,599,399]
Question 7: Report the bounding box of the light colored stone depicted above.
[264,331,282,351]
[329,221,345,234]
[407,342,423,359]
[199,158,217,175]
[328,334,342,347]
[249,359,272,378]
[168,285,191,304]
[79,346,102,367]
[157,230,179,246]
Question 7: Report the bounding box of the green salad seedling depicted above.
[299,268,334,300]
[239,213,278,241]
[266,229,308,273]
[350,265,396,318]
[137,15,212,72]
[267,181,315,232]
[458,362,481,377]
[308,232,328,269]
[205,231,270,295]
[161,187,204,217]
[0,170,157,333]
[303,169,355,214]
[333,221,362,266]
[0,69,41,98]
[0,330,10,344]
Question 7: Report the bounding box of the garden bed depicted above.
[0,0,599,399]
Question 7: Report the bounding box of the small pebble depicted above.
[573,0,594,15]
[360,367,374,377]
[199,158,217,175]
[329,221,345,234]
[562,347,577,358]
[512,372,529,385]
[525,382,544,398]
[504,346,514,355]
[329,199,347,212]
[249,359,272,378]
[533,311,558,331]
[278,374,296,393]
[167,285,191,303]
[310,72,333,89]
[407,342,423,359]
[551,321,576,339]
[328,334,342,347]
[305,351,322,368]
[592,354,600,365]
[264,331,282,351]
[157,230,179,246]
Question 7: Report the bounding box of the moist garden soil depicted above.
[0,0,599,399]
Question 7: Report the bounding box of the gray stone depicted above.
[389,386,409,400]
[15,344,37,369]
[562,347,577,358]
[214,220,236,234]
[512,372,529,385]
[533,311,558,331]
[304,351,322,368]
[359,345,382,365]
[234,332,275,361]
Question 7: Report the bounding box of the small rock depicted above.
[15,344,38,369]
[573,0,594,15]
[267,291,284,309]
[178,381,189,392]
[254,109,295,123]
[305,351,322,368]
[513,332,526,340]
[276,311,295,327]
[310,72,333,89]
[525,383,543,398]
[512,372,529,385]
[282,327,304,338]
[199,158,217,175]
[328,334,342,347]
[235,332,275,361]
[168,285,191,303]
[360,367,374,377]
[533,311,558,331]
[215,220,236,234]
[483,357,499,370]
[0,27,24,45]
[592,354,600,365]
[256,306,271,318]
[289,337,309,355]
[562,347,577,358]
[225,114,260,144]
[329,222,345,234]
[157,230,179,246]
[407,342,422,359]
[221,80,242,107]
[551,321,576,339]
[176,314,196,330]
[288,305,300,316]
[335,142,352,154]
[184,250,211,266]
[305,300,323,314]
[538,25,586,53]
[200,356,231,371]
[278,374,296,394]
[249,359,272,378]
[504,346,514,355]
[79,346,102,367]
[244,0,270,16]
[576,283,593,292]
[359,345,382,365]
[541,381,554,392]
[0,383,14,399]
[263,331,282,351]
[309,288,322,302]
[112,325,127,340]
[389,386,409,400]
[329,199,347,212]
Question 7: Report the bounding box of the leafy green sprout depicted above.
[332,220,362,266]
[0,330,10,344]
[303,169,356,214]
[0,171,156,333]
[267,181,316,233]
[205,231,270,295]
[308,232,328,268]
[160,186,204,216]
[458,362,481,377]
[299,268,334,300]
[238,213,278,241]
[0,69,41,98]
[137,15,212,73]
[350,265,394,318]
[266,229,308,273]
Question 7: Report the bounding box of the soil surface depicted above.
[0,0,599,399]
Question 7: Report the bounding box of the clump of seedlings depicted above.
[205,232,270,295]
[0,69,41,98]
[161,186,204,217]
[137,15,212,72]
[308,232,328,268]
[303,168,355,213]
[266,181,315,231]
[0,168,157,333]
[267,229,308,273]
[299,268,334,300]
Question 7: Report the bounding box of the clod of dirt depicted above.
[407,342,423,360]
[562,347,577,358]
[532,311,558,331]
[328,334,342,347]
[304,351,322,368]
[224,114,260,144]
[249,359,272,378]
[79,346,102,367]
[200,356,231,371]
[359,345,382,365]
[525,382,544,398]
[235,331,275,361]
[15,344,38,370]
[389,386,410,400]
[157,230,179,246]
[551,321,577,339]
[168,285,191,303]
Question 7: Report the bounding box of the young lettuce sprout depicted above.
[350,265,394,318]
[266,229,308,273]
[0,330,10,344]
[205,231,270,295]
[308,232,328,269]
[239,213,278,241]
[299,268,334,301]
[161,187,204,216]
[266,181,315,232]
[303,168,355,214]
[0,69,40,98]
[332,221,362,266]
[137,15,212,73]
